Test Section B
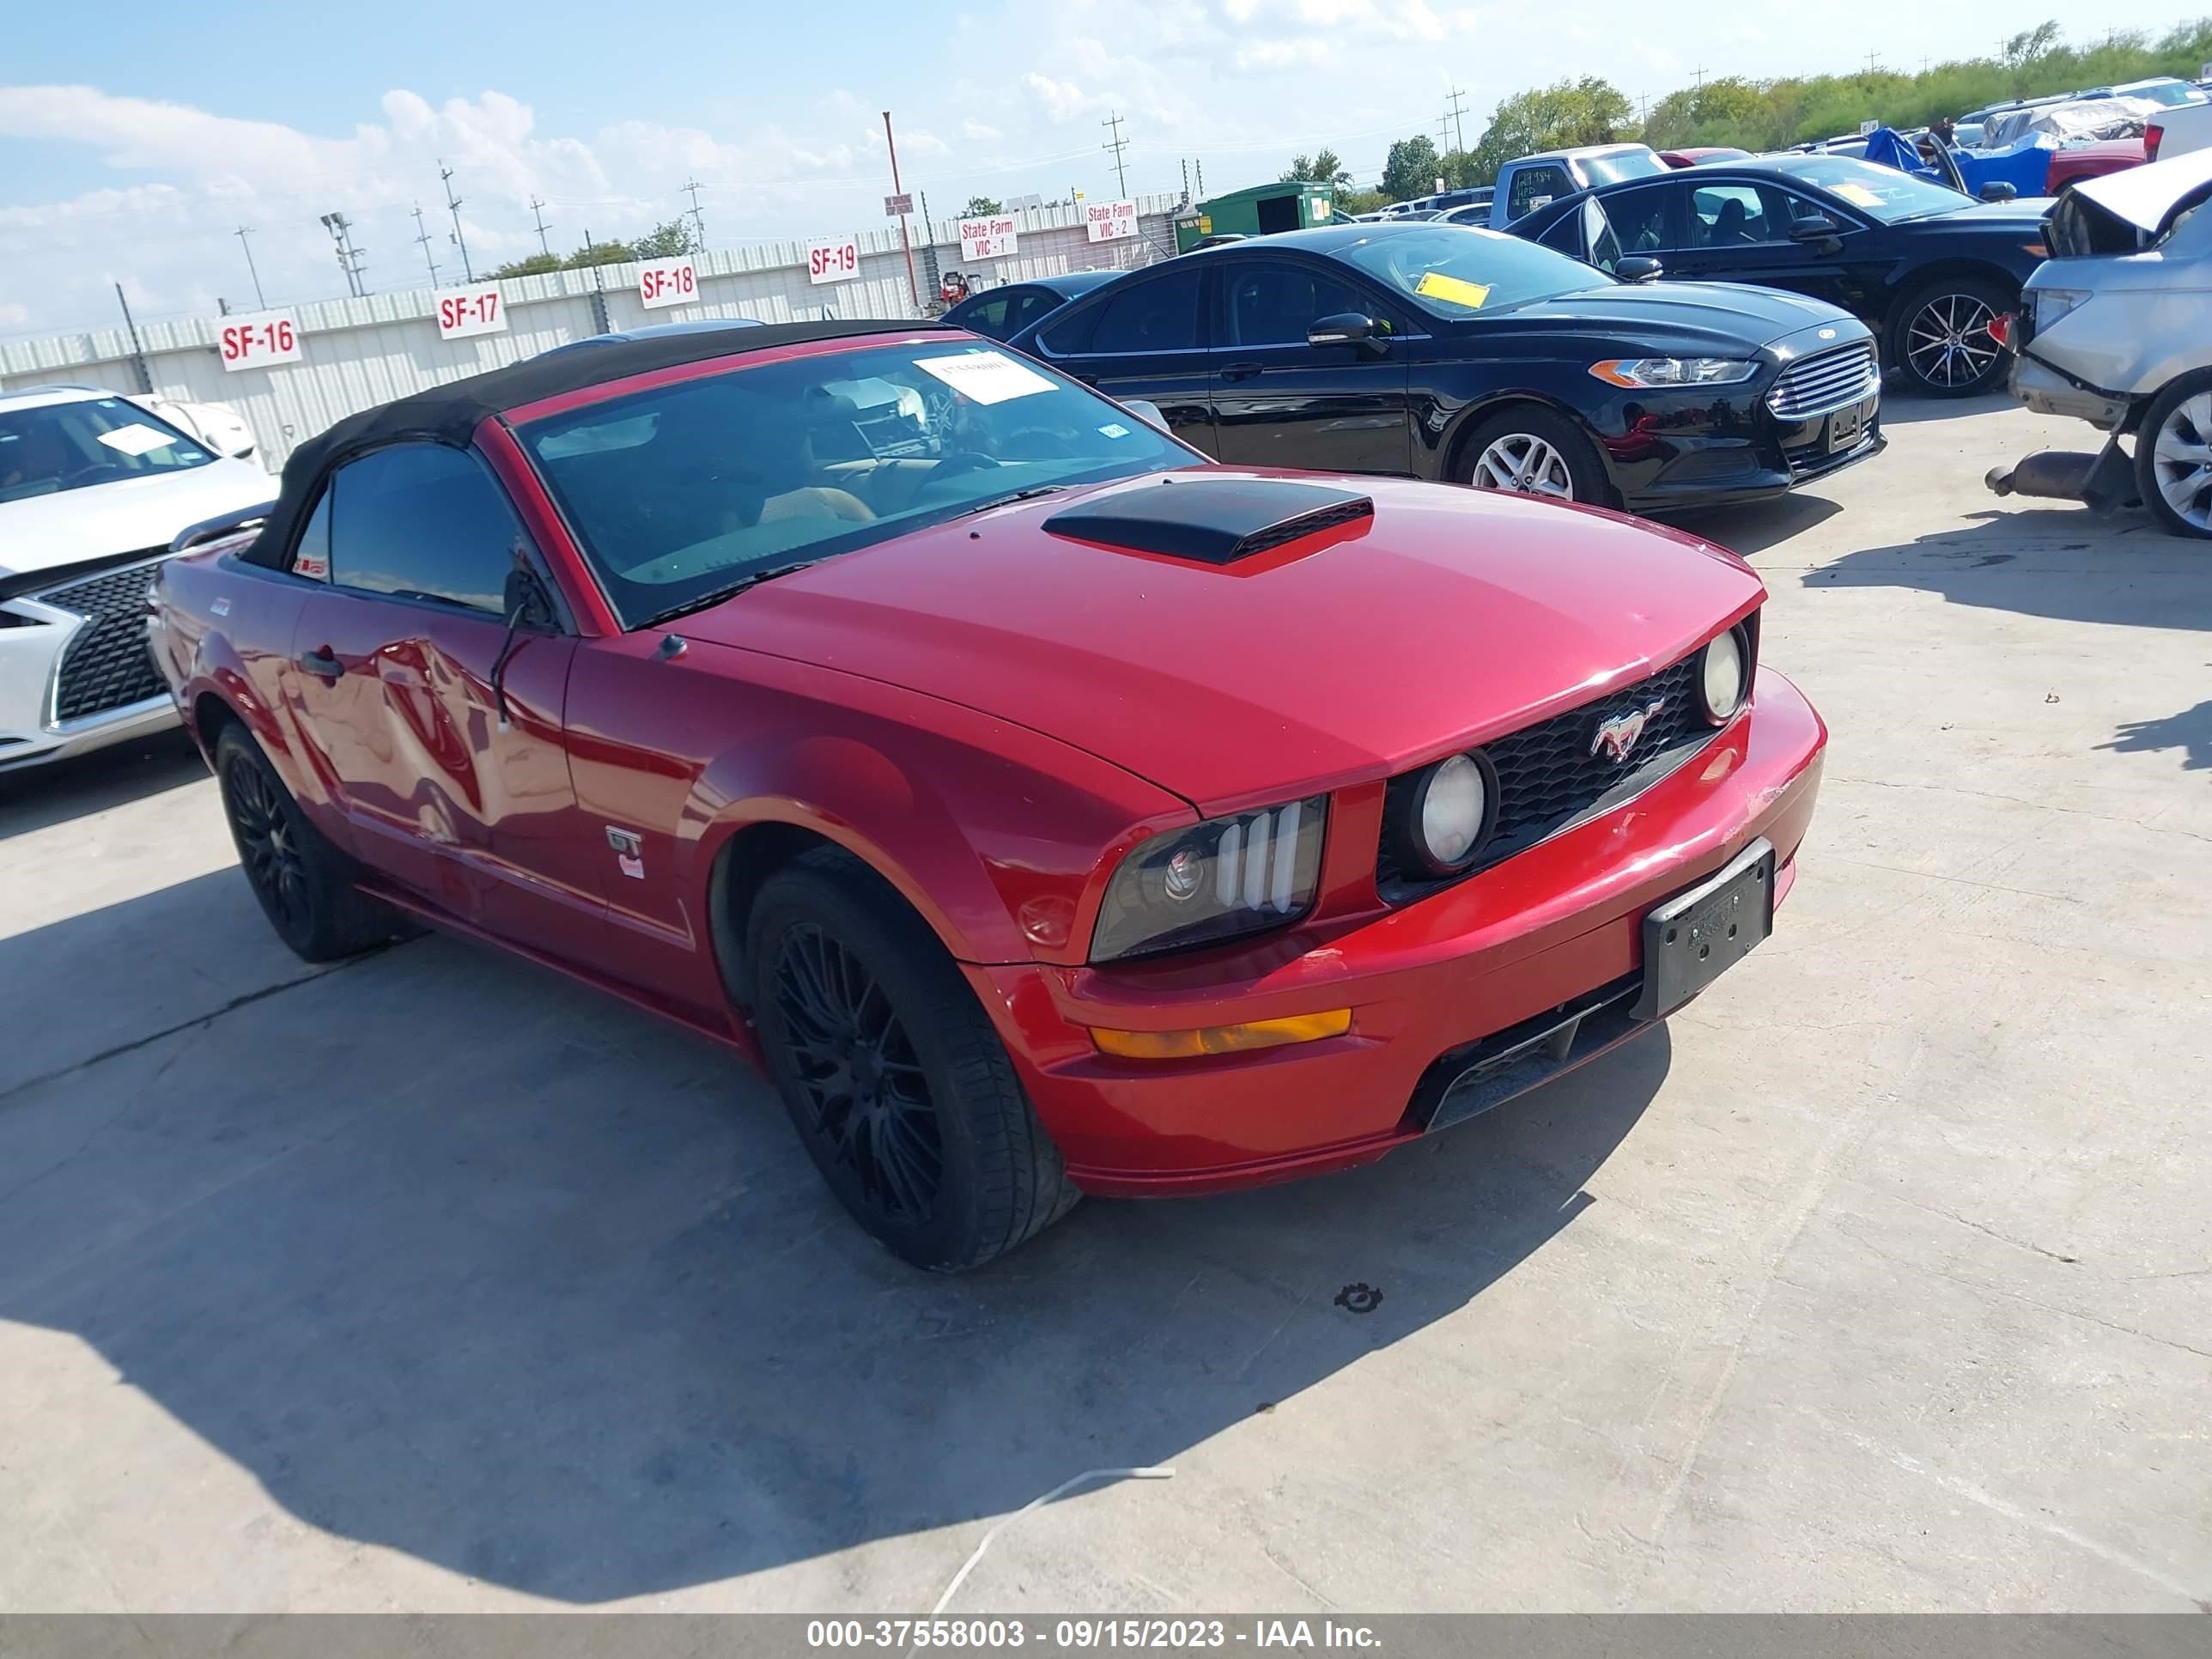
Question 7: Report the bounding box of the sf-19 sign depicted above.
[217,311,302,372]
[807,235,860,285]
[958,214,1018,261]
[637,258,698,311]
[1083,198,1139,243]
[435,286,507,340]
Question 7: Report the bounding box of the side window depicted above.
[1583,198,1624,273]
[1689,183,1786,247]
[1008,290,1061,335]
[290,489,332,581]
[1087,267,1206,354]
[1036,297,1102,356]
[1221,260,1376,347]
[1778,189,1838,228]
[1537,212,1584,258]
[326,444,520,616]
[1601,184,1674,253]
[958,293,1015,338]
[1507,165,1572,222]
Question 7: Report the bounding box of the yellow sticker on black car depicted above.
[1416,271,1492,308]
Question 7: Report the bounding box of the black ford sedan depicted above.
[940,269,1121,341]
[1003,220,1881,513]
[1508,155,2051,397]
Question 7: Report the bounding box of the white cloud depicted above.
[1022,71,1096,122]
[1235,37,1332,70]
[962,119,1004,142]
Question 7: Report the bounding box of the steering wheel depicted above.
[929,452,1003,480]
[55,465,110,489]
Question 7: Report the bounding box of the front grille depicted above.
[37,558,167,721]
[1766,343,1878,421]
[1376,651,1716,902]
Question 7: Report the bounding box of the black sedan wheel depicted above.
[747,846,1078,1271]
[1459,407,1617,507]
[213,724,407,963]
[1889,277,2012,398]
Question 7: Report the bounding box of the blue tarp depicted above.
[1859,124,2057,199]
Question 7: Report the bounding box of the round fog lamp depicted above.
[1413,753,1489,872]
[1701,629,1747,723]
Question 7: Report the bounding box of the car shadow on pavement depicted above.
[0,866,1670,1604]
[1671,493,1843,559]
[1873,389,2016,426]
[0,729,209,842]
[1804,508,2210,631]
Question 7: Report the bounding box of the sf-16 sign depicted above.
[807,235,860,285]
[435,286,507,340]
[637,258,698,310]
[959,214,1018,261]
[217,311,302,372]
[1083,198,1139,243]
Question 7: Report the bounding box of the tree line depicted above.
[1291,16,2212,209]
[490,218,698,279]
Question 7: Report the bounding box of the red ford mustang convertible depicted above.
[151,320,1826,1269]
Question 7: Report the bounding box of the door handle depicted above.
[1219,362,1263,382]
[297,647,343,681]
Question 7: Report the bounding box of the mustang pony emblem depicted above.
[1591,698,1667,763]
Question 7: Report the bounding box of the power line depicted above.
[681,178,707,251]
[319,211,368,297]
[439,159,473,283]
[1101,112,1130,197]
[1444,87,1469,154]
[234,226,265,311]
[410,203,441,286]
[529,196,553,258]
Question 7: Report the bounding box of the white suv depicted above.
[1,386,274,770]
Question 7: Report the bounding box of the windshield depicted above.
[0,397,216,504]
[1774,155,1972,222]
[519,341,1194,628]
[2119,80,2201,107]
[1340,225,1605,319]
[1582,149,1668,186]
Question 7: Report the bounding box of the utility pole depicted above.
[1692,65,1707,90]
[319,212,367,297]
[681,179,707,252]
[1437,112,1453,155]
[1863,51,1881,75]
[529,197,553,258]
[439,159,473,283]
[1195,159,1204,197]
[1445,87,1469,154]
[114,283,153,393]
[1101,111,1130,197]
[882,110,920,309]
[234,226,266,310]
[411,204,441,285]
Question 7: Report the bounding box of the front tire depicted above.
[747,847,1078,1271]
[2136,370,2212,540]
[213,724,410,963]
[1458,406,1617,507]
[1887,276,2013,398]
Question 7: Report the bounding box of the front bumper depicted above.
[0,556,181,772]
[969,665,1826,1195]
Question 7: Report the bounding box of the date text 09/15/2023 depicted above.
[805,1620,1383,1650]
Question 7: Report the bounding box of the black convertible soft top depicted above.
[240,318,948,570]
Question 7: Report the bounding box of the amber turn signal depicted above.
[1089,1009,1352,1060]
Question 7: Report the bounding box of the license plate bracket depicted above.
[1632,837,1776,1021]
[1826,395,1873,453]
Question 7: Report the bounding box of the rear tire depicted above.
[213,724,410,963]
[2135,370,2212,541]
[1457,406,1618,508]
[747,847,1078,1271]
[1887,276,2014,398]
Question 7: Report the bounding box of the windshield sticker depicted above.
[1097,422,1132,439]
[96,423,180,456]
[1416,271,1492,309]
[1832,182,1886,208]
[914,353,1056,405]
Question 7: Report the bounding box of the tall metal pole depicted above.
[1101,112,1130,196]
[440,160,474,283]
[882,110,920,310]
[681,179,708,252]
[412,204,441,285]
[530,197,553,258]
[113,283,153,393]
[234,226,266,310]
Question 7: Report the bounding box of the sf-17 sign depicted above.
[434,286,507,340]
[1083,198,1139,243]
[959,214,1018,261]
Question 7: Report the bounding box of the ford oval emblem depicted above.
[1818,327,1836,339]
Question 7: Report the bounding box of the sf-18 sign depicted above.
[807,235,860,285]
[637,258,698,310]
[217,311,302,372]
[1084,198,1139,243]
[435,286,507,340]
[959,214,1018,261]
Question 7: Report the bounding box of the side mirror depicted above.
[1309,313,1387,356]
[1790,214,1844,242]
[1120,398,1170,432]
[228,442,258,461]
[1979,180,2018,203]
[1614,256,1665,283]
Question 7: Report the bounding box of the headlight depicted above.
[1092,797,1327,962]
[1407,752,1492,874]
[2033,288,2090,331]
[1699,627,1748,723]
[1590,358,1760,388]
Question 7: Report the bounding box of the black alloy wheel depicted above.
[225,747,314,942]
[770,921,945,1225]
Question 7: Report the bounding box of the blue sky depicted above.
[0,0,2192,334]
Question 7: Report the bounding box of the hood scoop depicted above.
[1044,477,1373,566]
